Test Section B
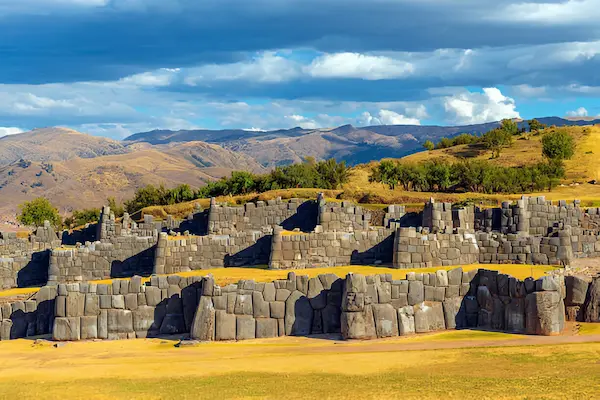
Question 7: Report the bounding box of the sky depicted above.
[1,0,600,139]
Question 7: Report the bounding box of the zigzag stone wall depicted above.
[3,268,600,342]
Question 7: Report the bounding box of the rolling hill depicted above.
[2,118,600,222]
[125,117,600,167]
[0,127,129,165]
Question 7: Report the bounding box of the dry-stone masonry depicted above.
[3,194,600,289]
[0,267,581,342]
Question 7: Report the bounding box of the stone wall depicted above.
[0,285,57,340]
[422,200,475,233]
[317,201,371,232]
[475,197,600,235]
[208,197,317,235]
[51,275,204,341]
[392,228,479,269]
[3,268,596,342]
[0,225,60,289]
[190,272,344,340]
[153,230,272,274]
[48,235,157,284]
[341,268,565,338]
[269,227,395,269]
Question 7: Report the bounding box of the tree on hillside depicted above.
[500,119,520,136]
[482,128,513,158]
[423,140,435,151]
[542,129,576,160]
[17,197,61,227]
[315,158,349,189]
[226,172,256,195]
[528,119,546,133]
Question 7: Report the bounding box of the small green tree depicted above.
[17,197,61,227]
[542,129,576,160]
[528,119,546,133]
[423,140,435,151]
[500,119,520,136]
[482,128,513,158]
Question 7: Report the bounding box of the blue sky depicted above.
[1,0,600,139]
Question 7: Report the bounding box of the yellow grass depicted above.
[0,264,557,299]
[0,287,38,298]
[0,335,598,399]
[578,323,600,336]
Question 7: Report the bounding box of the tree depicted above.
[500,119,520,136]
[482,128,513,158]
[542,129,576,160]
[528,119,546,133]
[17,197,61,227]
[315,159,349,189]
[423,140,435,151]
[226,172,256,195]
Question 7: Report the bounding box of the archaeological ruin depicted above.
[1,193,600,342]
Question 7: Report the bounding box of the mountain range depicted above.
[0,117,598,220]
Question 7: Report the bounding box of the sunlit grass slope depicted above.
[0,335,598,399]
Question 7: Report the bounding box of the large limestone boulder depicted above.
[504,298,525,333]
[442,297,464,329]
[341,305,376,339]
[53,317,81,341]
[525,291,564,335]
[565,276,589,306]
[414,302,445,333]
[398,306,415,335]
[372,303,398,338]
[284,290,313,336]
[190,296,215,341]
[584,277,600,322]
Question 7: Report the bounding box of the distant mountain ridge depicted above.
[125,117,600,166]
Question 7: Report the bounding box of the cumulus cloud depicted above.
[566,107,588,117]
[443,87,520,125]
[0,127,24,137]
[306,53,415,80]
[359,110,421,126]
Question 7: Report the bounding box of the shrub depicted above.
[64,208,101,228]
[542,129,576,160]
[423,140,435,151]
[369,158,565,194]
[17,197,61,227]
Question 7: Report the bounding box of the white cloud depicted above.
[495,1,600,24]
[117,69,179,88]
[306,52,415,80]
[512,84,547,97]
[184,52,301,85]
[359,110,421,126]
[0,127,24,137]
[443,87,520,125]
[566,107,588,117]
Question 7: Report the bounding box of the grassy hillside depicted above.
[141,125,600,218]
[403,125,600,182]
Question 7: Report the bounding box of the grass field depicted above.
[0,332,599,399]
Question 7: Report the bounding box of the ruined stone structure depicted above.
[2,194,600,289]
[1,267,591,342]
